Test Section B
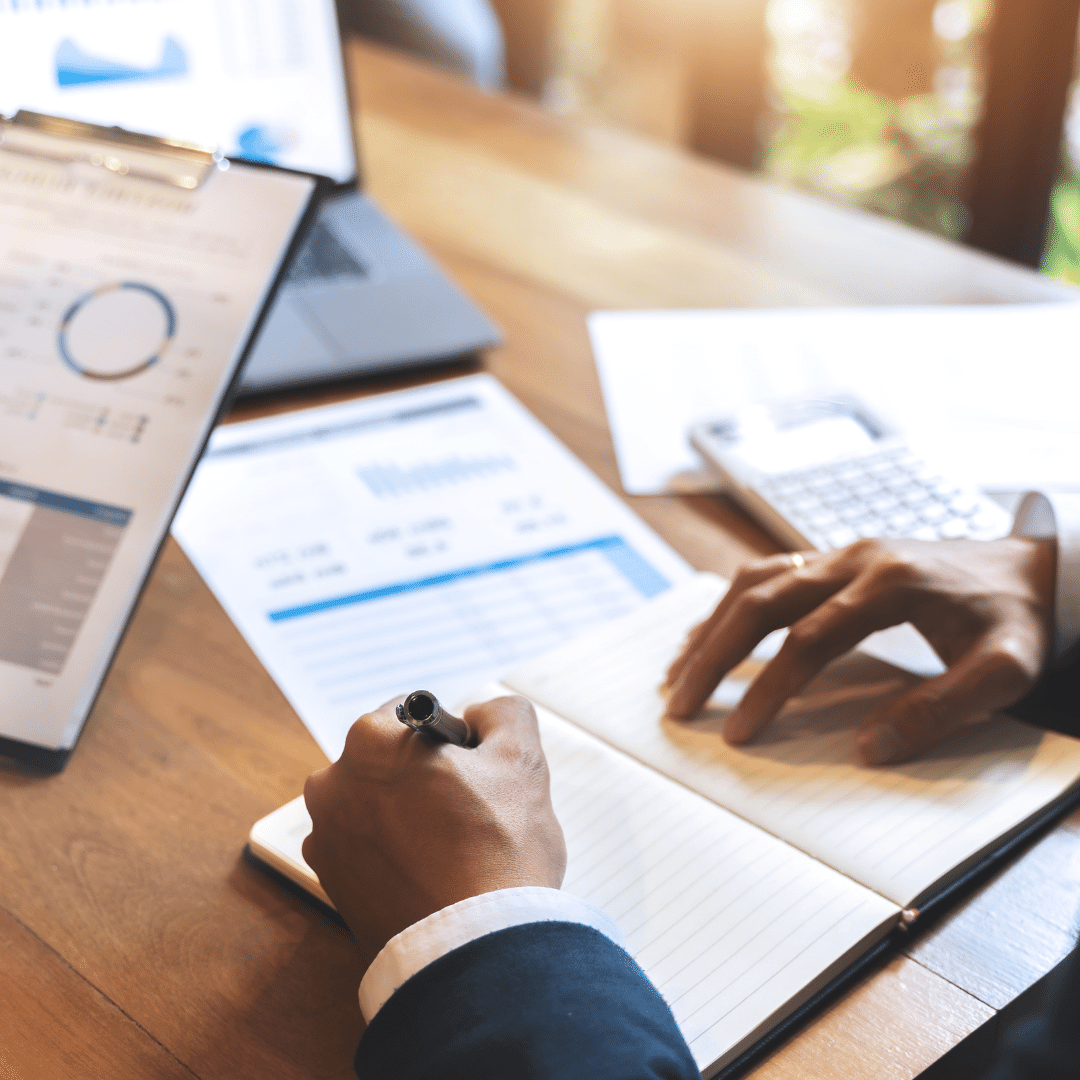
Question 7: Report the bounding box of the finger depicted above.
[664,562,849,719]
[724,578,912,743]
[663,554,814,690]
[336,696,420,771]
[464,695,541,751]
[302,766,330,826]
[857,631,1041,765]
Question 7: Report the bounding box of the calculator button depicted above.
[912,526,939,541]
[886,511,918,532]
[921,503,949,523]
[874,467,905,485]
[937,518,970,539]
[826,526,859,548]
[970,511,1008,534]
[868,494,897,513]
[856,522,886,538]
[946,493,981,516]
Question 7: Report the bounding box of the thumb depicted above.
[856,636,1038,766]
[464,695,542,750]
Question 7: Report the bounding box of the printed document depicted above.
[589,304,1080,496]
[172,374,691,759]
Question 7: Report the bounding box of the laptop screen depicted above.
[0,0,357,185]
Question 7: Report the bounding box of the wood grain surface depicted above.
[0,39,1077,1080]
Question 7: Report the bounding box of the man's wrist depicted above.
[358,887,624,1022]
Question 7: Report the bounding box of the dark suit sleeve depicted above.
[1008,652,1080,737]
[994,653,1080,1078]
[985,941,1080,1080]
[354,922,701,1080]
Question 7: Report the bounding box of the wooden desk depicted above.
[1,42,1076,1080]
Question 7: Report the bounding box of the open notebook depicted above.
[249,573,1080,1077]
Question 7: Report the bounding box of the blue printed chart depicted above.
[174,376,693,759]
[271,535,669,717]
[58,282,177,380]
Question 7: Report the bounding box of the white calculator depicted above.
[689,399,1012,552]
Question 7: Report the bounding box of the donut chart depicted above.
[58,282,177,380]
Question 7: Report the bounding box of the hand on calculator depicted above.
[662,537,1056,765]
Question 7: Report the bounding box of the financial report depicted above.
[172,375,692,759]
[0,140,316,753]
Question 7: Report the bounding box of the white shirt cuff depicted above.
[1012,491,1080,659]
[358,887,625,1022]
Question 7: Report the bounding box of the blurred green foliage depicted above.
[1044,181,1080,284]
[765,79,972,238]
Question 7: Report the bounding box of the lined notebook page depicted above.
[504,575,1080,909]
[469,684,897,1075]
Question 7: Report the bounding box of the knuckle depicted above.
[980,644,1037,695]
[784,619,821,653]
[901,692,953,738]
[734,584,772,622]
[341,714,371,755]
[782,617,834,667]
[733,560,770,588]
[864,555,921,593]
[788,605,841,646]
[302,771,324,816]
[848,537,888,562]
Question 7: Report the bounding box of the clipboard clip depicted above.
[0,110,219,190]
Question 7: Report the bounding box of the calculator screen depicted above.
[713,406,881,476]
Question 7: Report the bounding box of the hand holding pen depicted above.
[302,694,566,956]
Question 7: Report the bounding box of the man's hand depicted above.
[663,537,1056,765]
[302,695,566,955]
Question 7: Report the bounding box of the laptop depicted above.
[0,0,500,394]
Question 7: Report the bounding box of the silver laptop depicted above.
[0,0,500,394]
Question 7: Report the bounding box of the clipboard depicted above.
[0,111,329,770]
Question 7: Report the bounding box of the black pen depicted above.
[396,690,475,747]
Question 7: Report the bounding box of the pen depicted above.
[396,690,475,747]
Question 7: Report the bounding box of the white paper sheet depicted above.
[172,374,691,759]
[589,304,1080,496]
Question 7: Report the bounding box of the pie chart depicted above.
[58,282,176,380]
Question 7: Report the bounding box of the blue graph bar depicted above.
[268,535,669,623]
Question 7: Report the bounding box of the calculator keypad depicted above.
[755,444,1012,551]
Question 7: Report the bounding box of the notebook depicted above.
[249,573,1080,1076]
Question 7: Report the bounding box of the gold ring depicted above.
[788,552,806,570]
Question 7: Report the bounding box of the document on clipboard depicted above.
[0,111,323,768]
